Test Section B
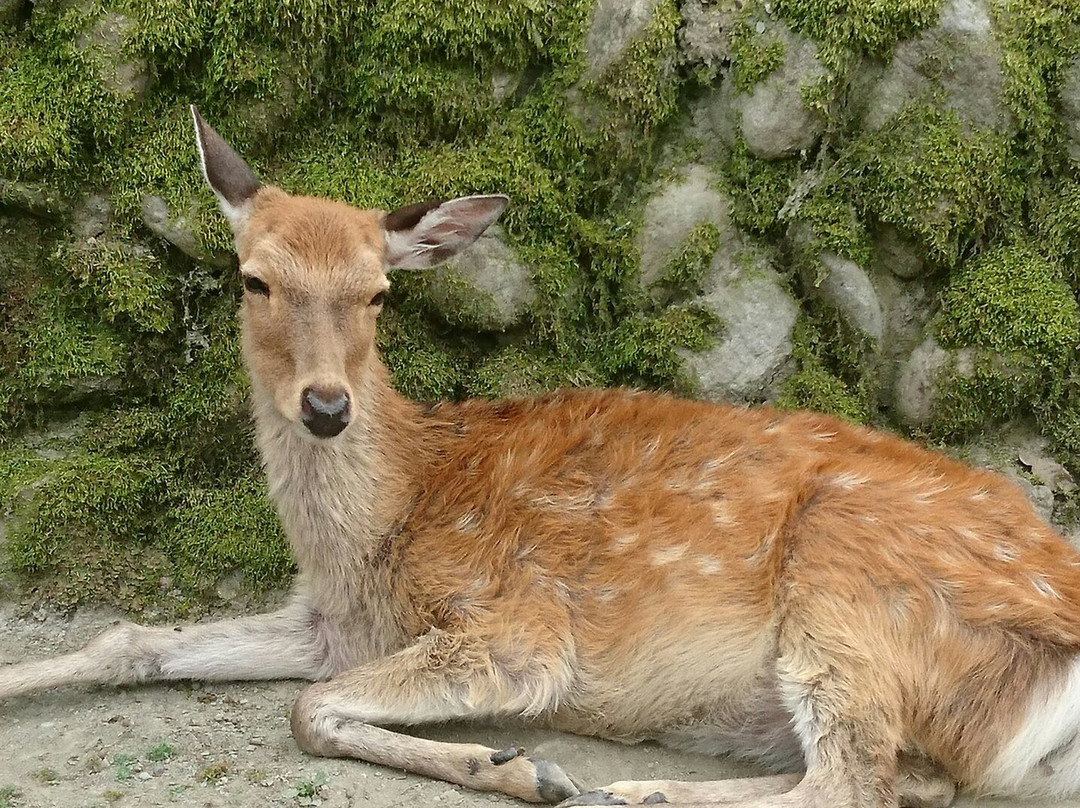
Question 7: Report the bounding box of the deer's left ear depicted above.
[190,105,262,235]
[382,195,509,270]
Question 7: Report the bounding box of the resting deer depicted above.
[3,108,1080,808]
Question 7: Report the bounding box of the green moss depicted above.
[652,222,723,299]
[720,140,799,235]
[794,189,873,268]
[931,243,1080,443]
[992,0,1080,151]
[773,0,942,60]
[583,0,682,145]
[845,104,1022,267]
[776,314,874,423]
[938,243,1078,368]
[729,19,786,93]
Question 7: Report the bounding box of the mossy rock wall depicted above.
[1,0,1079,614]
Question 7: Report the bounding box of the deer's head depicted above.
[191,108,508,439]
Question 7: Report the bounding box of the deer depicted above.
[2,107,1080,808]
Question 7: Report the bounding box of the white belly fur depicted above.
[978,653,1080,797]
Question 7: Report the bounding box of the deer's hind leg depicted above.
[290,626,580,803]
[559,754,953,808]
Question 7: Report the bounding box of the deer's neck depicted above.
[252,362,427,630]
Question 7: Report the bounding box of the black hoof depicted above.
[491,746,525,765]
[534,759,581,804]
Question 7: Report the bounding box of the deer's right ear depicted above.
[190,106,261,234]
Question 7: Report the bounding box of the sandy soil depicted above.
[0,604,1076,808]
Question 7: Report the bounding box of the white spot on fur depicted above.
[713,502,738,527]
[652,545,687,566]
[613,533,640,551]
[994,543,1019,562]
[971,488,991,502]
[809,432,837,441]
[981,654,1080,797]
[831,472,868,490]
[695,556,724,575]
[457,510,480,532]
[1030,574,1060,600]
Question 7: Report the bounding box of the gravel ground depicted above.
[0,603,1077,808]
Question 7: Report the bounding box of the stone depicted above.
[681,247,798,403]
[806,252,884,342]
[637,164,733,289]
[141,194,230,267]
[964,426,1074,523]
[852,0,1011,133]
[871,267,937,405]
[431,225,534,331]
[582,0,666,81]
[1062,57,1080,165]
[873,224,926,280]
[699,21,827,160]
[73,194,112,243]
[678,0,741,74]
[0,178,69,216]
[892,336,976,427]
[75,12,152,99]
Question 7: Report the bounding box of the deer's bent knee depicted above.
[291,684,340,757]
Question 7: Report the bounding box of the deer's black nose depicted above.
[301,386,351,438]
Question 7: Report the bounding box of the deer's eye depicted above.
[243,275,270,296]
[369,291,386,307]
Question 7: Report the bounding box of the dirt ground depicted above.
[0,604,1077,808]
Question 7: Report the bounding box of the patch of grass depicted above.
[145,742,176,762]
[283,771,330,806]
[30,769,59,785]
[112,754,138,782]
[0,787,20,808]
[196,761,230,785]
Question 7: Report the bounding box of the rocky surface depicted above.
[638,164,732,289]
[432,225,535,331]
[854,0,1011,133]
[700,21,827,159]
[683,246,798,402]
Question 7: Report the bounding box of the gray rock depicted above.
[853,0,1011,133]
[141,194,230,267]
[700,21,827,160]
[873,224,926,280]
[678,0,740,74]
[1063,57,1080,165]
[432,225,534,331]
[638,164,733,289]
[582,0,666,81]
[73,194,112,243]
[0,179,68,216]
[893,336,976,427]
[681,247,798,403]
[75,12,152,99]
[492,71,521,104]
[806,252,884,341]
[964,426,1074,523]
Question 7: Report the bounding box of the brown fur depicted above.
[4,115,1080,808]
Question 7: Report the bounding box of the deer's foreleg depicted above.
[290,627,580,804]
[0,598,326,700]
